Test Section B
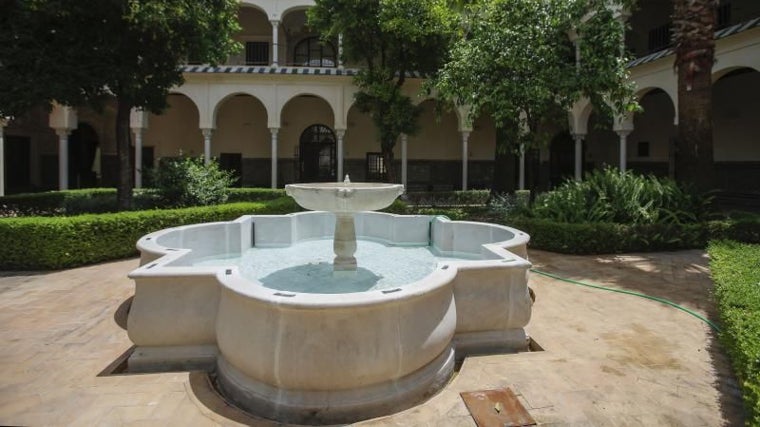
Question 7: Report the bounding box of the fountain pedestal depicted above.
[285,176,404,273]
[333,213,357,271]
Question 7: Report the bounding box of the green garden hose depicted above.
[529,268,722,332]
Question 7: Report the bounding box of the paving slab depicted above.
[0,250,745,426]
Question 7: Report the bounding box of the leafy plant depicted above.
[527,168,711,225]
[152,157,235,207]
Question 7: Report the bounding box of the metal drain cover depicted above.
[460,388,536,427]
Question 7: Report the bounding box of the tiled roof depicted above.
[181,65,362,76]
[627,16,760,68]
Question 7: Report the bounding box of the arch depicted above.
[145,93,203,159]
[628,88,677,177]
[713,67,760,170]
[294,36,336,67]
[213,93,270,161]
[212,91,270,130]
[299,124,336,182]
[279,3,314,20]
[713,64,760,82]
[279,90,338,127]
[569,98,593,135]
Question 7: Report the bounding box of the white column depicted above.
[518,144,526,190]
[270,127,279,188]
[573,134,585,181]
[0,124,5,197]
[201,128,212,165]
[271,20,280,67]
[335,129,345,182]
[617,130,630,172]
[401,133,408,188]
[133,129,143,188]
[338,34,344,69]
[56,129,70,190]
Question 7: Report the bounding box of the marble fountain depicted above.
[127,177,533,424]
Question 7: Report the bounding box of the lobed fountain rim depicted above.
[128,211,531,310]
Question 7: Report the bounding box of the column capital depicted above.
[615,129,632,138]
[572,133,586,140]
[201,128,213,138]
[334,128,346,138]
[270,19,280,27]
[460,130,471,140]
[269,127,280,136]
[0,117,9,128]
[55,128,72,138]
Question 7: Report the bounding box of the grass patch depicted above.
[709,240,760,425]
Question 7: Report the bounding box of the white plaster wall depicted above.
[344,106,380,159]
[629,90,676,162]
[213,95,270,157]
[408,100,459,160]
[145,94,203,159]
[713,69,760,161]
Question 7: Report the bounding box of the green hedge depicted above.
[402,190,490,206]
[708,241,760,425]
[507,215,760,254]
[0,197,300,270]
[0,187,288,216]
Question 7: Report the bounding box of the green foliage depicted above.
[151,157,235,207]
[527,168,711,225]
[0,0,240,210]
[309,0,456,180]
[226,188,287,202]
[0,187,288,216]
[0,0,240,117]
[402,190,490,206]
[434,0,638,181]
[0,198,302,270]
[708,241,760,425]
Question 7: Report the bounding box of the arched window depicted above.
[294,37,336,67]
[299,124,336,182]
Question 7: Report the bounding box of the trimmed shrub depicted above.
[0,188,166,216]
[506,215,760,254]
[152,156,234,207]
[402,190,490,207]
[227,188,286,202]
[0,197,301,270]
[708,241,760,425]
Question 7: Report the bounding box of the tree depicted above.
[434,0,638,194]
[672,0,716,191]
[309,0,456,182]
[0,0,240,209]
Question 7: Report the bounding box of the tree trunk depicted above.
[673,0,716,191]
[490,126,517,196]
[382,143,396,183]
[115,98,133,210]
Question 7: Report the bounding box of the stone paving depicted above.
[0,250,745,426]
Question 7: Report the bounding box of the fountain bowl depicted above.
[285,182,404,213]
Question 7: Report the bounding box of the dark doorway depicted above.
[5,136,31,194]
[69,123,99,188]
[549,131,575,188]
[299,124,336,182]
[219,152,243,187]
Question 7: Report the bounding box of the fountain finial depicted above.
[344,174,351,184]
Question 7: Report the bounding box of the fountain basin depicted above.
[127,211,532,424]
